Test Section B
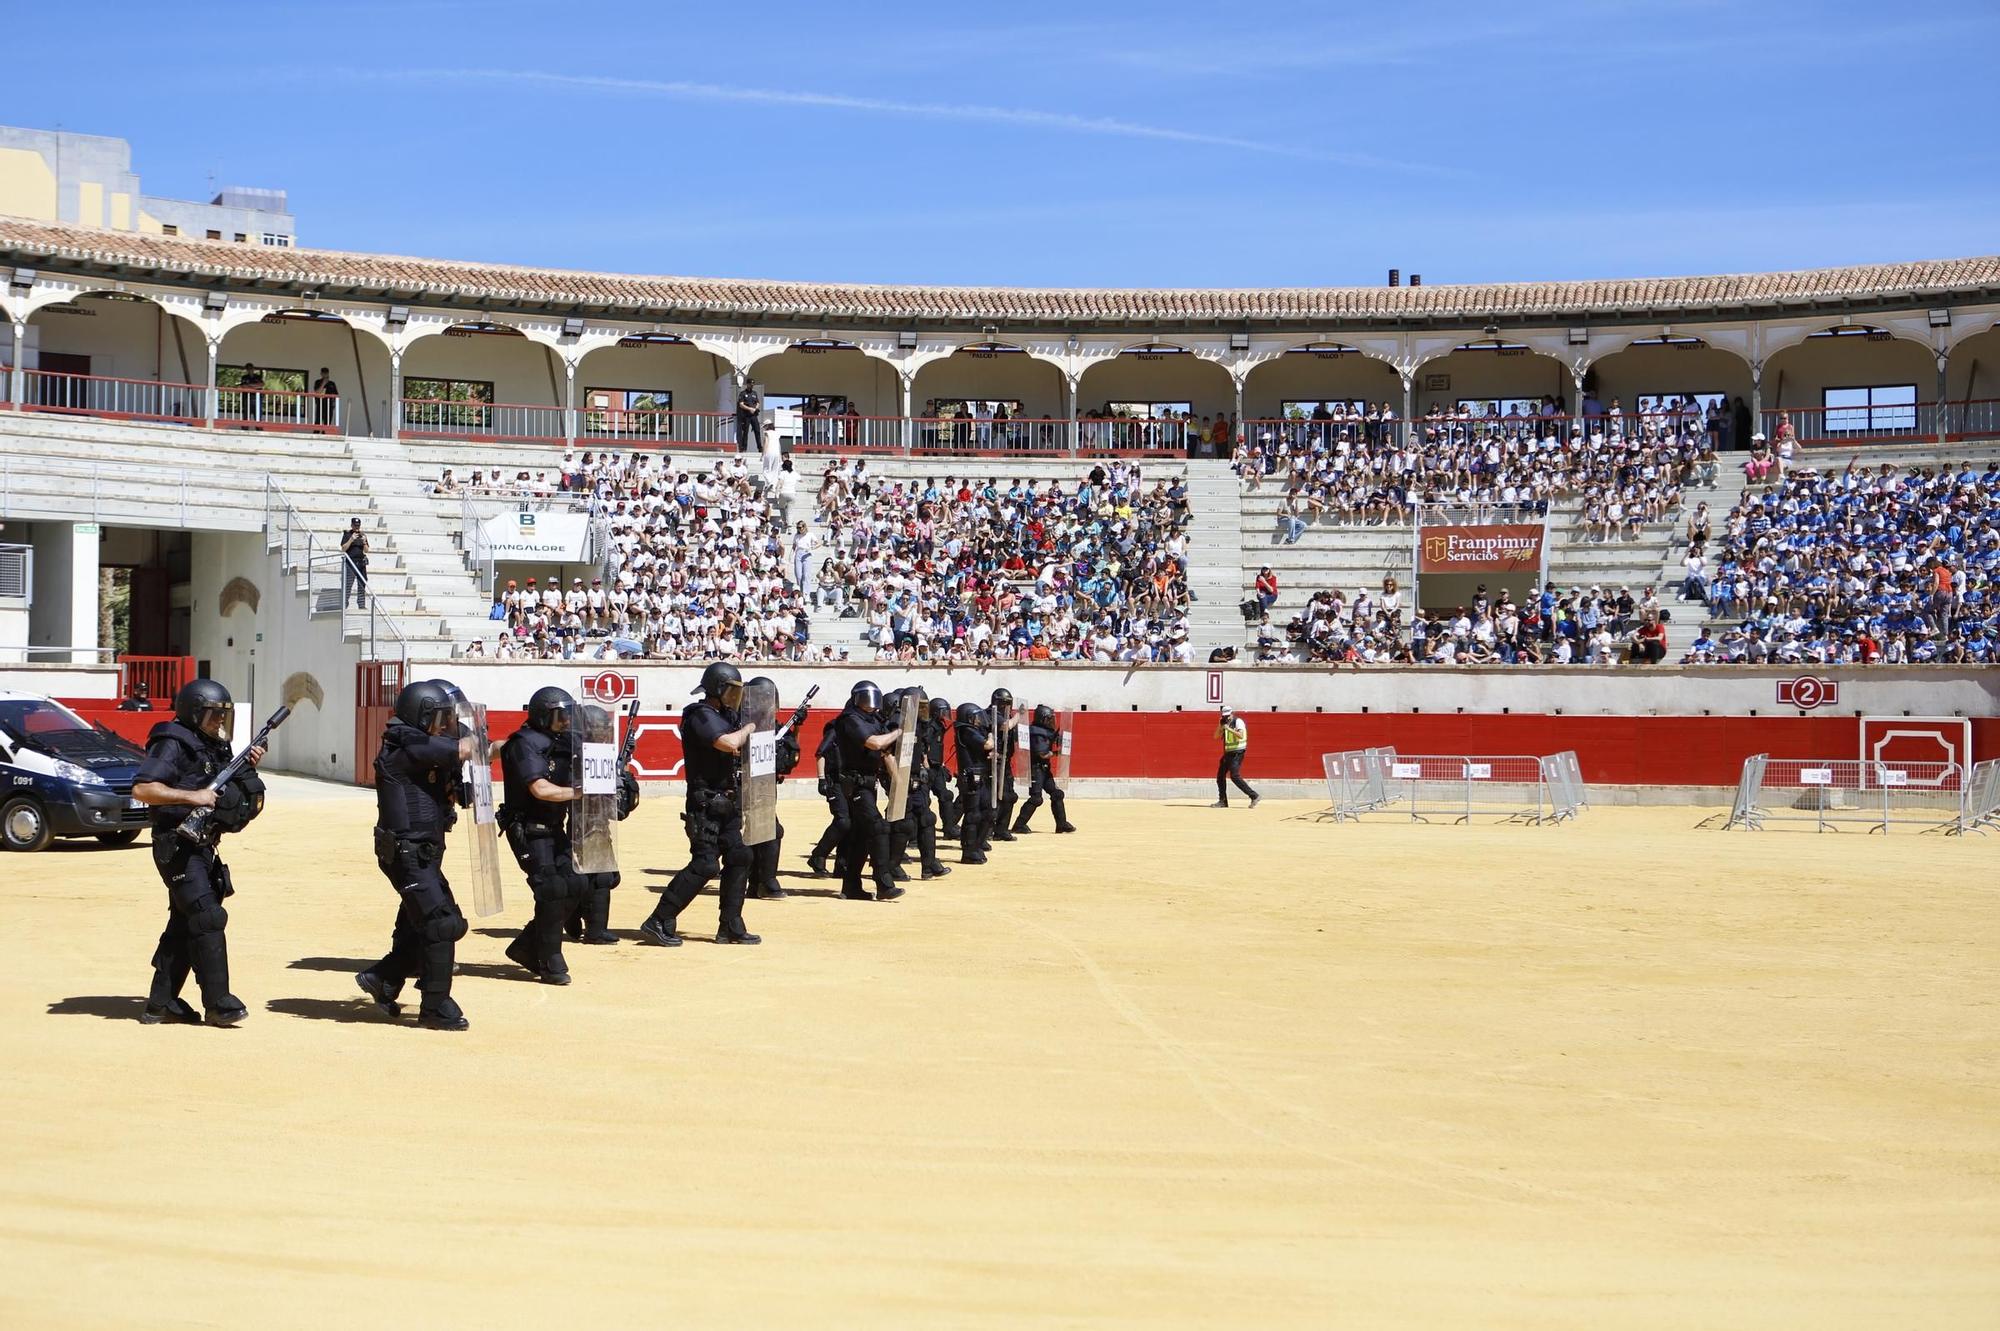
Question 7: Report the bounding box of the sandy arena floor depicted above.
[1,783,1995,1330]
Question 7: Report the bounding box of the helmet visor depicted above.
[195,701,235,739]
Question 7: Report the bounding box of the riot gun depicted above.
[616,696,643,769]
[775,684,819,740]
[177,705,292,844]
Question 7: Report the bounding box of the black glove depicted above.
[617,769,641,819]
[788,703,810,732]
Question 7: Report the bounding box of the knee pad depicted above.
[187,897,228,937]
[528,866,568,900]
[425,904,469,944]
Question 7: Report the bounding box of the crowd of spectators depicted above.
[450,449,831,663]
[813,458,1198,662]
[1677,457,1998,665]
[1238,396,1710,534]
[1249,573,1672,666]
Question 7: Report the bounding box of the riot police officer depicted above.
[990,687,1019,842]
[829,680,904,900]
[805,717,848,879]
[748,676,806,901]
[925,695,960,841]
[499,685,587,983]
[131,678,263,1026]
[951,700,995,866]
[356,679,475,1031]
[888,690,952,880]
[639,662,760,946]
[1012,703,1077,835]
[567,747,641,945]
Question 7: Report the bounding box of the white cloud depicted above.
[321,66,1437,173]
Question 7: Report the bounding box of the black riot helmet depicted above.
[1034,703,1055,727]
[395,679,454,734]
[851,680,883,714]
[745,675,778,708]
[697,661,743,708]
[928,696,952,723]
[172,678,234,736]
[526,685,574,733]
[990,687,1014,710]
[955,701,985,727]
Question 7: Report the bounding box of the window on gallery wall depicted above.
[1823,384,1918,433]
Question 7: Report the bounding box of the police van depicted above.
[0,690,150,851]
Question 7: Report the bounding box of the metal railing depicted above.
[1380,752,1565,824]
[1722,755,1967,832]
[1322,746,1397,820]
[795,414,907,452]
[399,397,566,442]
[579,406,734,447]
[1960,759,2000,835]
[263,477,409,661]
[910,416,1073,455]
[216,387,343,434]
[1762,404,1941,447]
[0,452,227,527]
[18,368,206,425]
[1944,398,2000,440]
[1076,417,1190,453]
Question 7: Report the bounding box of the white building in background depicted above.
[0,125,293,247]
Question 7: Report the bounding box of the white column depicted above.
[1749,360,1763,435]
[1232,377,1245,440]
[203,337,219,428]
[564,359,578,446]
[27,522,100,664]
[1936,350,1949,443]
[389,348,403,441]
[898,371,913,453]
[1063,373,1079,452]
[1400,372,1415,435]
[9,319,25,405]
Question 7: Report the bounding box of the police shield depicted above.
[1050,709,1074,783]
[444,684,504,917]
[740,678,779,847]
[569,700,619,874]
[886,687,925,821]
[1010,707,1032,783]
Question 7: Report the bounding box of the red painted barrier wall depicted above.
[65,704,1998,788]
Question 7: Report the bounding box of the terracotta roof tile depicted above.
[2,214,1996,326]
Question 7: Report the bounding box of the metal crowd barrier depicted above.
[1722,755,1968,833]
[1321,746,1396,820]
[1952,759,2000,835]
[1538,750,1586,822]
[1321,748,1581,824]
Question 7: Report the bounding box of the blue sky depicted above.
[23,1,2000,287]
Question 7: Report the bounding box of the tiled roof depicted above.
[3,214,1996,327]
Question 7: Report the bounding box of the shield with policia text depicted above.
[1048,708,1074,783]
[1015,704,1074,783]
[886,687,925,821]
[568,700,619,873]
[443,683,504,917]
[740,678,779,847]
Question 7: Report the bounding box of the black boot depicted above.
[876,884,906,901]
[355,970,403,1017]
[716,926,762,944]
[806,854,830,878]
[204,995,249,1027]
[922,863,952,879]
[418,994,469,1032]
[636,916,683,947]
[504,931,544,973]
[140,995,200,1025]
[1055,821,1078,833]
